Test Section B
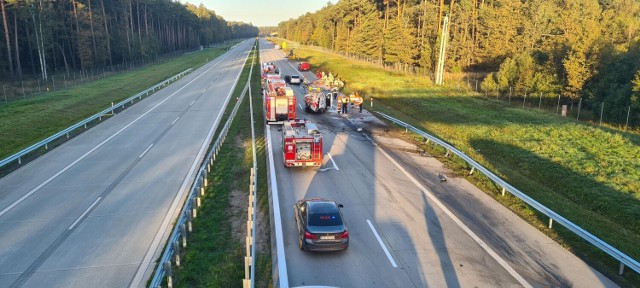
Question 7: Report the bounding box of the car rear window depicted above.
[308,212,342,226]
[308,202,342,226]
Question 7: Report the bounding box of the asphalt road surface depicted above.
[0,39,253,288]
[260,38,618,288]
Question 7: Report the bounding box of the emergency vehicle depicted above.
[262,62,279,79]
[282,119,323,167]
[264,78,296,123]
[304,87,328,113]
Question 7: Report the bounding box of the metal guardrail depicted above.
[243,47,258,288]
[149,81,250,288]
[0,69,193,169]
[375,111,640,276]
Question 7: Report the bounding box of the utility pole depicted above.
[435,15,449,85]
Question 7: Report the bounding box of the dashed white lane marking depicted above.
[328,152,339,171]
[68,197,102,230]
[139,144,154,158]
[171,116,180,126]
[376,144,533,288]
[367,219,398,268]
[319,152,340,172]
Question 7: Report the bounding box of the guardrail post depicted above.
[66,132,70,138]
[469,167,475,175]
[246,235,251,258]
[445,150,450,157]
[173,241,181,267]
[45,143,48,150]
[196,197,201,208]
[501,187,506,197]
[163,261,173,288]
[191,199,198,218]
[186,212,192,233]
[619,262,625,275]
[18,157,21,165]
[180,224,187,247]
[111,102,115,115]
[548,218,553,229]
[244,256,251,282]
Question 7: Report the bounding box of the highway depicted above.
[0,39,253,288]
[260,38,619,288]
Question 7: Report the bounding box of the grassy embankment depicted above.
[290,45,640,286]
[172,44,272,287]
[0,44,238,160]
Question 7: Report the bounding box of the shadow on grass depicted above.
[470,138,640,286]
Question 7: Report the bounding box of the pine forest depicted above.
[0,0,258,81]
[277,0,640,113]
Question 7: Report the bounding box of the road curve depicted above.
[260,38,618,288]
[0,39,253,288]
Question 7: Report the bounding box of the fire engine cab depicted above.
[282,119,323,167]
[264,78,296,123]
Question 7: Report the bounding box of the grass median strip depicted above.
[172,44,272,287]
[292,46,640,286]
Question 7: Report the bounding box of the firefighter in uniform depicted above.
[341,94,349,114]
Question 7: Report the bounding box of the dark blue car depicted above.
[294,198,349,252]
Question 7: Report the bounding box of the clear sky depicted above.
[192,0,334,27]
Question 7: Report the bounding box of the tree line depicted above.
[277,0,640,111]
[0,0,258,81]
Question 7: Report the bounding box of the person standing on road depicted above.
[342,95,349,114]
[359,95,364,113]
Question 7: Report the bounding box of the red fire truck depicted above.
[264,78,296,123]
[282,119,323,167]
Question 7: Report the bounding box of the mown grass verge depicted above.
[290,45,640,286]
[0,43,239,160]
[172,43,272,287]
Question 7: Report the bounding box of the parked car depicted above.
[298,62,310,71]
[294,198,349,251]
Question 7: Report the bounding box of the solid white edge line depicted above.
[327,152,339,171]
[375,146,533,288]
[266,128,289,288]
[139,144,153,158]
[68,197,102,230]
[171,117,180,126]
[367,219,398,268]
[128,40,250,288]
